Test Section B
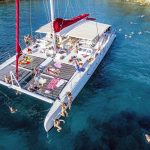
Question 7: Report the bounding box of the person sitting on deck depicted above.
[54,119,65,132]
[9,106,17,114]
[24,34,32,47]
[75,59,85,72]
[34,68,41,85]
[38,77,47,87]
[27,84,40,92]
[68,56,77,63]
[46,66,60,76]
[19,55,31,65]
[27,48,32,54]
[61,103,68,117]
[66,92,73,110]
[4,75,11,84]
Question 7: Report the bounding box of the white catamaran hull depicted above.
[44,33,116,132]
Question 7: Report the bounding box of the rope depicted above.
[42,0,51,22]
[69,0,76,17]
[29,0,33,37]
[63,0,70,19]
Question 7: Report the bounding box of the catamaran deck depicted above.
[0,18,116,132]
[0,52,77,101]
[0,24,112,103]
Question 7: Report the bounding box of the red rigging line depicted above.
[16,0,21,80]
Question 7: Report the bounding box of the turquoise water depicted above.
[0,0,150,149]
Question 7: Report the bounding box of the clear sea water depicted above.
[0,0,150,150]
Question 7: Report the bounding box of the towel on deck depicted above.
[54,62,62,69]
[56,79,65,87]
[39,77,47,85]
[47,78,60,90]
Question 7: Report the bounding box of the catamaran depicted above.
[0,0,116,132]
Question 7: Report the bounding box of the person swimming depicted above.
[9,106,17,114]
[145,134,150,143]
[54,119,65,132]
[66,92,73,110]
[61,103,68,117]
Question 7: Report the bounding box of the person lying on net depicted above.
[46,66,60,76]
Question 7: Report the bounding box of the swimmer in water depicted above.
[54,119,65,132]
[145,134,150,143]
[9,106,17,114]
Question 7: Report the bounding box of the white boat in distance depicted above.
[0,0,116,132]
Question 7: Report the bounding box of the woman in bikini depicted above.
[46,66,60,76]
[66,92,73,110]
[61,103,68,117]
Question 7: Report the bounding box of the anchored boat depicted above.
[0,0,116,132]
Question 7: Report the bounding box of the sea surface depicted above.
[0,0,150,150]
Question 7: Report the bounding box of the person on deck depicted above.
[54,119,65,132]
[46,66,60,76]
[34,68,41,85]
[27,83,41,92]
[4,75,11,84]
[61,103,68,117]
[75,59,85,72]
[66,92,73,110]
[24,34,31,47]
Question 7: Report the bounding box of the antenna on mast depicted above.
[50,0,56,51]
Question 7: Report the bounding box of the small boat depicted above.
[0,0,116,132]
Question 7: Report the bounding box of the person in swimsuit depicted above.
[54,119,65,132]
[9,106,17,114]
[24,35,31,47]
[46,66,60,76]
[34,68,41,85]
[145,134,150,143]
[4,75,11,84]
[61,103,68,117]
[66,92,73,110]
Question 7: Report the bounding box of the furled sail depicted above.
[53,14,89,33]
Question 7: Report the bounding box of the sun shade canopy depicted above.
[36,20,111,41]
[36,22,53,34]
[63,21,111,40]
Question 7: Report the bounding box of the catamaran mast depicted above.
[16,0,20,80]
[50,0,56,51]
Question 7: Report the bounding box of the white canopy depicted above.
[36,22,53,34]
[64,21,111,40]
[36,20,111,41]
